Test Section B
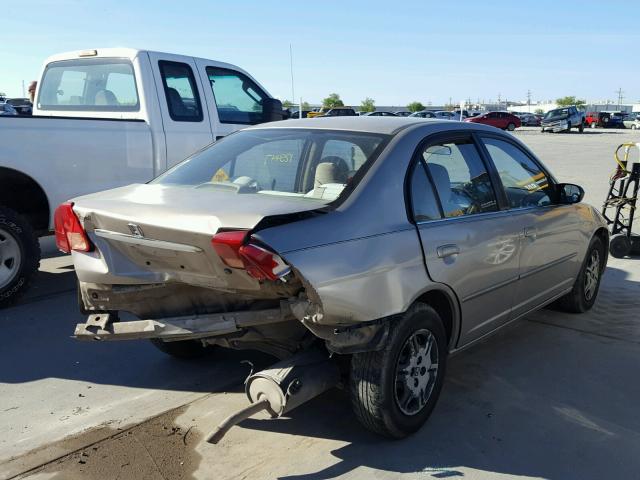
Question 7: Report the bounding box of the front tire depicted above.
[579,122,584,133]
[507,122,516,131]
[554,236,605,313]
[350,303,447,438]
[0,207,40,308]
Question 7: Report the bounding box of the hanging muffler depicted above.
[206,347,340,444]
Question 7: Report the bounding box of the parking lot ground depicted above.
[1,128,639,480]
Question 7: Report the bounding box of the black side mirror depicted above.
[262,98,285,122]
[558,183,584,204]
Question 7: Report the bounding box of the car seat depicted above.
[94,89,119,106]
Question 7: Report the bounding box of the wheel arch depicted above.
[0,167,51,234]
[412,285,461,351]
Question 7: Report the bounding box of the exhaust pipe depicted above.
[206,348,339,444]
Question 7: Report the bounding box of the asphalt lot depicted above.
[1,127,639,480]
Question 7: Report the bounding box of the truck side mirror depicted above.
[262,98,285,122]
[558,183,584,204]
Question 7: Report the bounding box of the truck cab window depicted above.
[158,61,203,122]
[206,67,268,125]
[38,59,139,111]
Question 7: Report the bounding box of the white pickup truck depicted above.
[0,48,285,306]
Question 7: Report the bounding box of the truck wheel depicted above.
[507,122,516,131]
[579,122,584,133]
[566,122,572,133]
[149,338,210,359]
[0,207,40,308]
[350,303,447,438]
[553,236,604,313]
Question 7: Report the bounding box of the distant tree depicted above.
[322,93,344,108]
[534,108,544,115]
[282,99,293,108]
[301,101,311,110]
[360,97,375,112]
[556,96,586,107]
[407,101,425,112]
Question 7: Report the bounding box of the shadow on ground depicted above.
[225,265,640,480]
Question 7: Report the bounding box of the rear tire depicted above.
[554,236,604,313]
[350,303,447,438]
[507,122,516,131]
[0,207,40,308]
[150,339,210,359]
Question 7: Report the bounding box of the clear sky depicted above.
[1,1,639,106]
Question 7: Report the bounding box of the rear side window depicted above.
[159,61,203,122]
[410,162,442,222]
[481,137,552,208]
[38,59,139,111]
[206,67,268,125]
[422,140,498,218]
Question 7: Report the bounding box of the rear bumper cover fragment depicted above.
[74,304,293,342]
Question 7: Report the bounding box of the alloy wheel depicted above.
[584,249,600,301]
[394,329,439,416]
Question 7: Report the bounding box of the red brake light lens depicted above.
[211,230,290,281]
[54,202,92,253]
[211,230,247,269]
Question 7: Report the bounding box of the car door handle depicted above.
[437,244,460,258]
[524,227,538,239]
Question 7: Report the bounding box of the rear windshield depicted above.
[153,129,388,203]
[38,59,139,112]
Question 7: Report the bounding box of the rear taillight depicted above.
[54,202,91,253]
[211,230,291,281]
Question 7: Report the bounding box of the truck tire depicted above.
[566,121,572,133]
[149,338,210,359]
[350,303,447,438]
[0,207,40,308]
[579,122,584,133]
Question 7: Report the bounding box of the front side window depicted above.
[159,61,203,122]
[38,59,139,111]
[481,137,552,208]
[153,129,387,203]
[422,140,498,218]
[206,67,268,125]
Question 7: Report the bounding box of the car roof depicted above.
[247,116,460,135]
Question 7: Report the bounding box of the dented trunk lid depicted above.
[71,183,326,290]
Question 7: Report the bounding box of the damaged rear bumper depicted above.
[74,303,294,342]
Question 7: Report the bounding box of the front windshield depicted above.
[545,108,569,119]
[153,129,388,202]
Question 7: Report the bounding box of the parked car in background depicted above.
[433,111,459,121]
[307,107,357,118]
[0,47,287,306]
[410,110,437,118]
[0,102,18,116]
[519,113,542,126]
[394,111,412,117]
[464,111,521,130]
[289,110,311,119]
[585,111,623,129]
[6,98,33,115]
[623,115,640,129]
[362,111,397,116]
[541,106,585,133]
[66,116,608,439]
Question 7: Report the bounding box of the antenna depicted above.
[289,44,295,106]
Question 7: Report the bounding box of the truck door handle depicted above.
[437,244,460,258]
[524,227,537,239]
